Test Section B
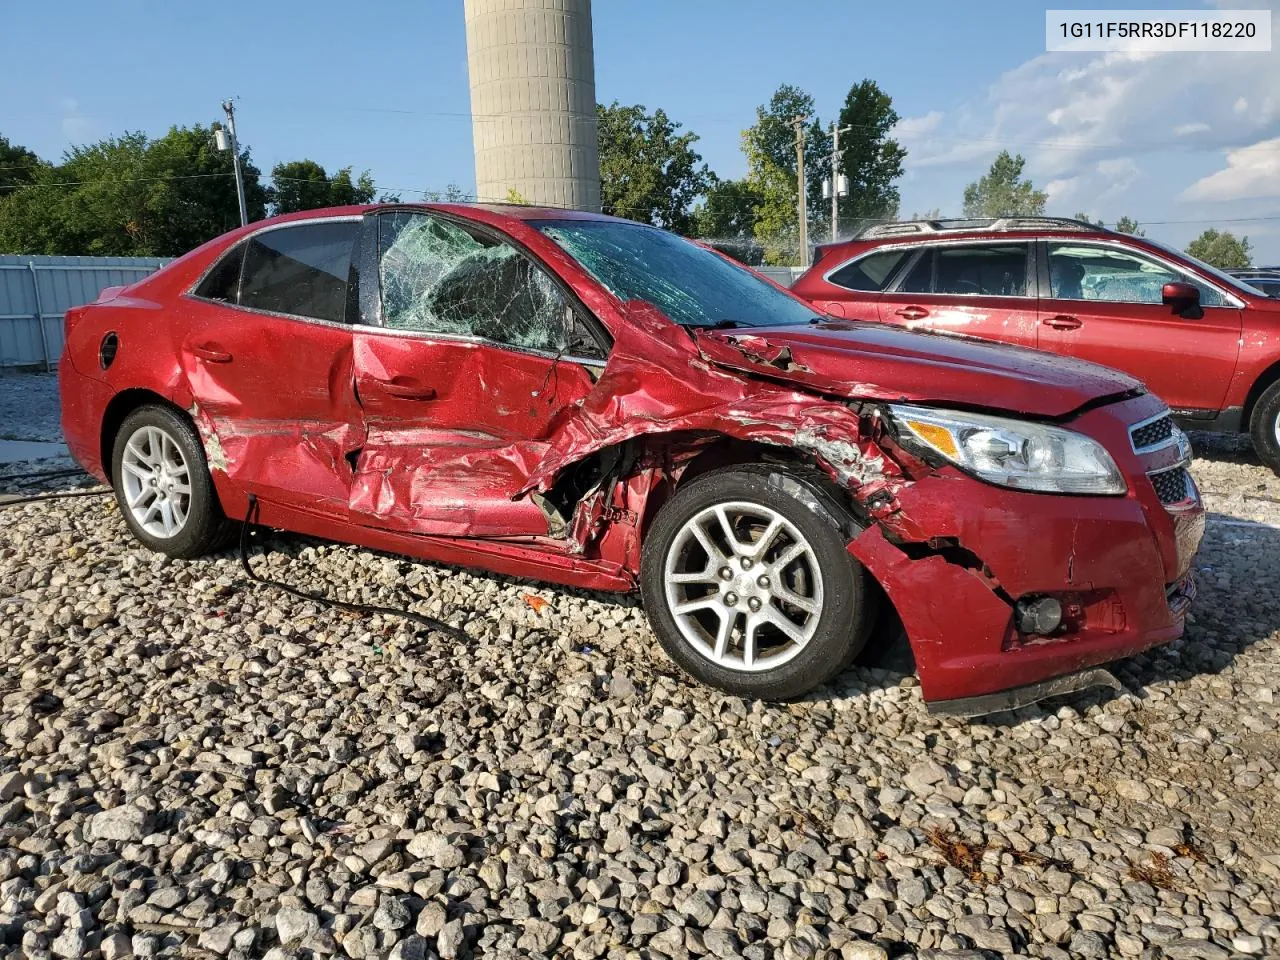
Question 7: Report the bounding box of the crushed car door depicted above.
[179,218,363,517]
[348,210,607,537]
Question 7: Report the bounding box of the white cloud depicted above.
[1181,138,1280,201]
[1174,122,1211,136]
[892,111,943,142]
[59,97,91,139]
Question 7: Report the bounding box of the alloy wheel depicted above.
[662,500,824,672]
[119,424,192,539]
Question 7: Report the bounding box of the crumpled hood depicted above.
[694,321,1144,419]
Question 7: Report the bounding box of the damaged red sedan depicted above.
[59,204,1204,714]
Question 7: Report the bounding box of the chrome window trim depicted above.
[825,239,1036,298]
[349,323,607,368]
[1042,238,1246,309]
[183,215,364,322]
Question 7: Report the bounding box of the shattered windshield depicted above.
[534,219,819,328]
[379,212,570,351]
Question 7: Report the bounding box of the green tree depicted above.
[691,178,762,240]
[0,134,46,192]
[1073,211,1103,226]
[743,84,830,226]
[1186,228,1252,269]
[833,80,906,231]
[271,160,376,215]
[1114,215,1144,236]
[597,102,714,233]
[0,125,267,256]
[961,151,1047,218]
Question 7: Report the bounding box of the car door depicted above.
[876,241,1039,347]
[1036,240,1244,413]
[179,218,363,516]
[348,209,608,538]
[806,247,914,321]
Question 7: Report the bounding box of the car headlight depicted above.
[888,404,1126,495]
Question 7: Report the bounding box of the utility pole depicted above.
[791,115,808,268]
[220,99,249,227]
[830,123,852,243]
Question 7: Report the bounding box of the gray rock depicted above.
[416,901,447,937]
[374,896,411,931]
[89,805,153,842]
[406,831,464,869]
[437,918,465,960]
[197,923,241,956]
[276,906,321,945]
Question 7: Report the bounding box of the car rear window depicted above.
[237,221,358,323]
[827,249,910,292]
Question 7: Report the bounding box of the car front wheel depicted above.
[111,405,234,558]
[640,465,872,700]
[1250,379,1280,476]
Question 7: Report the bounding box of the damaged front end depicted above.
[528,301,1201,714]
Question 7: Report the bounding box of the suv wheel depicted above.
[640,465,872,700]
[1250,380,1280,476]
[111,405,235,558]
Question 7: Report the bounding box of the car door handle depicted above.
[895,306,929,320]
[374,377,437,401]
[190,344,232,363]
[1042,315,1082,330]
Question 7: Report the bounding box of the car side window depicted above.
[193,243,245,303]
[898,250,933,294]
[827,249,910,292]
[1047,243,1226,307]
[237,221,359,323]
[934,244,1028,296]
[377,211,584,355]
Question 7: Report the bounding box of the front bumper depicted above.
[848,396,1204,709]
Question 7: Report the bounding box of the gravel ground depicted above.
[0,373,62,444]
[0,424,1278,958]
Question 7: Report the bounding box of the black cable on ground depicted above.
[238,493,466,640]
[0,488,111,508]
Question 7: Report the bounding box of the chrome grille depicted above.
[1150,466,1190,505]
[1131,414,1175,451]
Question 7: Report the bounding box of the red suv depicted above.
[60,205,1202,714]
[793,217,1280,473]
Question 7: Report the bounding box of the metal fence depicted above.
[754,266,804,288]
[0,256,170,370]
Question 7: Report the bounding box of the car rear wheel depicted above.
[1250,380,1280,476]
[640,464,871,700]
[111,405,234,558]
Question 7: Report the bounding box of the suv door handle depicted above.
[1042,315,1082,330]
[374,377,437,401]
[895,306,929,320]
[190,344,232,363]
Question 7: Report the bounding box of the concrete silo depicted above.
[463,0,601,212]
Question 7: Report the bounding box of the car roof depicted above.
[242,202,632,232]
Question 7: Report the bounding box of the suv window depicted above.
[377,211,584,355]
[1047,242,1226,307]
[828,249,910,292]
[238,221,358,323]
[893,244,1029,296]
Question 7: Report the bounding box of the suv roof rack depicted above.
[856,217,1105,240]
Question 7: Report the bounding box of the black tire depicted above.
[640,464,873,700]
[1250,380,1280,476]
[110,405,235,558]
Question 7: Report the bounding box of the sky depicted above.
[2,0,1279,259]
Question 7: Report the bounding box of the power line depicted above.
[0,172,234,193]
